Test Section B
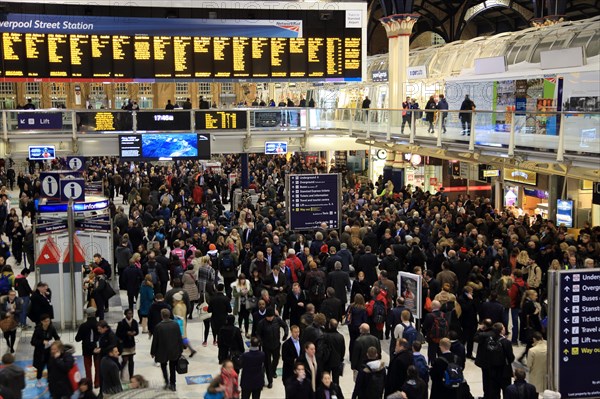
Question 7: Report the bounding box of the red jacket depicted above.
[284,255,304,283]
[509,277,527,308]
[366,290,389,331]
[193,186,204,204]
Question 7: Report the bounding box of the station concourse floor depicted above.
[5,191,528,399]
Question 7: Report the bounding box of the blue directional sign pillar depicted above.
[549,269,600,398]
[60,179,85,202]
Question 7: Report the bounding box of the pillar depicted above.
[382,150,394,183]
[548,175,564,223]
[241,153,249,189]
[380,14,419,126]
[391,151,405,192]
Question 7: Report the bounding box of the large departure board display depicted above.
[0,33,362,80]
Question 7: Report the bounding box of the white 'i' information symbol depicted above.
[42,175,59,196]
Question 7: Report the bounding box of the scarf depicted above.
[221,367,239,399]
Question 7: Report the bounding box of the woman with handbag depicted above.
[231,274,253,338]
[0,290,22,353]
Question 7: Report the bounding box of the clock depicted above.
[376,149,388,160]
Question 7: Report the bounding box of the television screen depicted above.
[142,133,198,160]
[29,146,56,160]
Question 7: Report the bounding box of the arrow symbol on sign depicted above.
[564,308,570,313]
[563,356,569,362]
[565,297,570,302]
[564,349,569,354]
[564,338,569,344]
[565,286,570,292]
[564,318,569,323]
[565,276,570,281]
[19,118,25,124]
[564,328,570,334]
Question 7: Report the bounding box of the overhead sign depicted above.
[345,10,363,28]
[371,70,388,82]
[195,111,247,130]
[407,65,427,80]
[29,146,56,160]
[557,200,574,228]
[504,167,538,186]
[60,179,85,202]
[552,269,600,398]
[18,112,62,130]
[265,141,288,155]
[40,173,60,199]
[136,111,191,131]
[483,169,500,177]
[593,182,600,206]
[288,173,341,230]
[66,156,85,171]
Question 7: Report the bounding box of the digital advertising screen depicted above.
[119,135,142,159]
[29,145,56,160]
[120,133,211,160]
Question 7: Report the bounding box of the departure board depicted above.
[195,110,247,130]
[70,35,92,78]
[270,38,289,78]
[232,37,251,78]
[307,37,326,78]
[344,37,361,78]
[193,37,212,78]
[326,37,343,77]
[25,33,48,78]
[153,36,174,78]
[0,33,363,80]
[134,36,154,78]
[48,34,70,77]
[173,36,193,78]
[91,35,112,77]
[213,37,232,78]
[251,37,270,78]
[112,36,133,78]
[289,38,307,78]
[3,33,26,77]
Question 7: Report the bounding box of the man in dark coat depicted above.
[319,287,344,323]
[284,362,314,399]
[122,262,144,310]
[475,322,514,399]
[478,291,505,327]
[385,338,414,396]
[240,337,266,399]
[208,284,232,345]
[430,338,459,399]
[326,262,351,305]
[75,307,100,388]
[256,307,289,388]
[356,246,379,286]
[28,282,53,324]
[504,369,538,399]
[95,320,118,358]
[100,345,123,396]
[284,283,307,327]
[151,308,184,391]
[321,319,346,385]
[148,294,172,336]
[351,323,381,372]
[217,315,245,363]
[281,325,303,383]
[0,353,25,399]
[47,342,75,399]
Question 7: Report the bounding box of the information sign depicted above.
[265,141,288,155]
[18,112,62,130]
[60,178,85,202]
[195,111,247,130]
[553,269,600,398]
[288,174,340,230]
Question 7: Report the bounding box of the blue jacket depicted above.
[139,283,154,316]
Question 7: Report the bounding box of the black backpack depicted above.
[440,355,465,388]
[309,273,325,300]
[372,300,387,324]
[486,336,506,367]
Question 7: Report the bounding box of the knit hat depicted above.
[92,267,105,275]
[320,244,329,253]
[85,307,97,316]
[209,244,217,251]
[173,292,183,301]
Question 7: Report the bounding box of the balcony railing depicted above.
[3,107,599,162]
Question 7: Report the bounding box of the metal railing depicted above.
[3,107,600,162]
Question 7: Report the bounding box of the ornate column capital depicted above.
[379,14,420,38]
[531,15,566,27]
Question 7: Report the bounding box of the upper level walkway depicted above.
[3,107,599,179]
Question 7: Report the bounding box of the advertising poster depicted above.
[556,199,574,228]
[398,272,422,319]
[494,80,515,132]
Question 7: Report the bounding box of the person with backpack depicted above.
[305,261,326,311]
[411,341,429,386]
[219,248,238,298]
[422,300,448,364]
[366,285,388,339]
[393,309,417,354]
[508,270,528,345]
[351,346,386,399]
[430,338,463,399]
[0,266,14,296]
[504,368,538,399]
[385,338,413,397]
[474,322,514,399]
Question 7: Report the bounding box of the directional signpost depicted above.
[287,173,341,231]
[549,269,600,398]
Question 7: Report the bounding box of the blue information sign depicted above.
[29,146,56,160]
[556,270,600,398]
[18,113,63,130]
[288,174,340,230]
[60,179,85,202]
[265,141,288,155]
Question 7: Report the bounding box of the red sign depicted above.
[429,177,438,186]
[36,236,61,265]
[441,185,492,192]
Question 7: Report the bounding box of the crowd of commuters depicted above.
[0,153,598,399]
